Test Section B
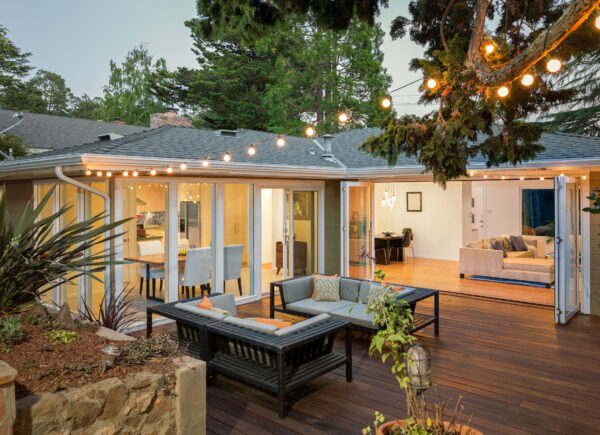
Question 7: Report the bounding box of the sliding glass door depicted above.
[341,182,374,280]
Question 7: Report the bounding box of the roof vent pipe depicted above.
[322,134,334,159]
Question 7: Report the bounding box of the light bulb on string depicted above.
[123,171,129,177]
[381,97,392,109]
[85,169,91,176]
[150,168,157,176]
[132,170,138,177]
[338,112,348,123]
[484,42,495,54]
[497,86,509,98]
[426,78,437,89]
[521,74,534,87]
[520,176,524,181]
[180,162,187,170]
[305,126,315,137]
[223,152,231,162]
[166,167,173,174]
[248,145,256,156]
[97,171,103,177]
[546,58,562,73]
[202,159,209,167]
[106,171,112,177]
[276,136,286,147]
[596,16,600,30]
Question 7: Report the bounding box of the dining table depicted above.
[374,233,404,263]
[124,254,187,302]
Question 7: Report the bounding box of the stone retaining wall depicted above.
[0,357,205,435]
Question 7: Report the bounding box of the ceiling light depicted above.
[85,169,92,176]
[305,126,315,137]
[133,170,139,177]
[469,171,474,176]
[583,175,587,180]
[560,173,565,177]
[180,163,187,170]
[123,171,129,177]
[546,58,561,73]
[338,112,348,123]
[96,171,103,177]
[501,175,506,180]
[485,42,494,54]
[498,86,509,98]
[202,159,209,167]
[426,78,437,89]
[521,74,534,87]
[540,176,544,180]
[106,171,112,177]
[381,97,392,109]
[520,176,524,180]
[223,152,231,162]
[248,145,256,156]
[150,168,157,176]
[483,174,488,179]
[276,136,286,147]
[166,167,173,174]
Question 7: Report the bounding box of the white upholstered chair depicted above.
[137,240,165,297]
[180,247,212,298]
[224,244,244,296]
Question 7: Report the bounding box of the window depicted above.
[522,189,554,236]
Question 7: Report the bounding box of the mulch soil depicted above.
[0,315,175,399]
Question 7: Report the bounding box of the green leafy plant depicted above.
[79,286,142,332]
[48,329,80,344]
[0,185,128,311]
[122,334,181,365]
[0,315,24,346]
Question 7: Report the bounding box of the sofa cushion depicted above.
[506,250,534,259]
[358,281,372,303]
[274,313,330,336]
[391,288,417,302]
[222,316,279,334]
[281,275,314,304]
[174,302,226,320]
[285,299,353,315]
[490,238,506,257]
[339,278,360,302]
[330,303,375,329]
[503,258,554,273]
[208,294,237,316]
[197,296,213,310]
[251,317,293,329]
[510,235,528,252]
[314,275,340,301]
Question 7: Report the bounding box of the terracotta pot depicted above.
[377,419,483,435]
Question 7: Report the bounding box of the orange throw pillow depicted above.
[197,296,214,310]
[391,286,404,293]
[254,318,293,329]
[312,274,339,298]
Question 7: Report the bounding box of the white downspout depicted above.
[55,166,112,309]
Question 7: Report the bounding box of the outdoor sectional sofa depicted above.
[270,275,439,336]
[146,294,352,418]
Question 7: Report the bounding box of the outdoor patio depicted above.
[139,292,600,435]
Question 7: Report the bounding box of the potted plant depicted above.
[362,269,481,435]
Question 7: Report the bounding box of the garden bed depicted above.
[0,313,177,399]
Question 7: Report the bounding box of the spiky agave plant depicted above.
[0,185,127,311]
[80,286,142,332]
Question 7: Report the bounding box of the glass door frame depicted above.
[340,181,374,279]
[554,175,581,324]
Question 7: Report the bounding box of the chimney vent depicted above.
[322,134,334,159]
[150,110,192,128]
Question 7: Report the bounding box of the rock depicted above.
[27,304,49,323]
[96,326,135,342]
[126,373,154,390]
[145,395,173,425]
[98,380,129,420]
[65,398,103,430]
[54,303,77,330]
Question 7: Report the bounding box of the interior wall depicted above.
[374,181,467,261]
[588,172,600,316]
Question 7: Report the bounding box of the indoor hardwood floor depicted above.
[375,257,554,306]
[142,294,600,435]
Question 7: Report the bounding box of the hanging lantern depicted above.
[405,343,432,394]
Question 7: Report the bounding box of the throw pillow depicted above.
[312,274,339,298]
[481,239,491,250]
[314,275,340,301]
[197,296,214,310]
[368,283,391,304]
[210,307,230,316]
[501,237,513,251]
[510,235,529,252]
[252,317,293,329]
[490,239,507,258]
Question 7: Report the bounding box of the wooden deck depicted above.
[144,293,600,435]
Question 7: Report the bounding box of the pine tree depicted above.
[0,25,33,109]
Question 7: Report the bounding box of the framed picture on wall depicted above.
[406,192,422,212]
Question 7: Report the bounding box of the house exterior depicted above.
[0,115,598,327]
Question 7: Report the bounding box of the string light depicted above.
[180,163,187,170]
[223,152,231,162]
[247,145,256,156]
[150,168,157,176]
[498,86,509,98]
[132,170,138,177]
[501,175,506,180]
[583,175,587,180]
[85,169,92,176]
[596,16,600,29]
[483,174,488,179]
[96,171,103,177]
[166,167,173,174]
[106,171,112,177]
[520,176,524,180]
[521,74,534,87]
[560,173,565,177]
[276,136,286,147]
[305,126,315,137]
[546,58,562,73]
[426,78,437,89]
[540,176,544,180]
[338,112,349,123]
[123,171,129,177]
[469,171,474,176]
[484,42,495,54]
[381,97,392,109]
[202,159,209,167]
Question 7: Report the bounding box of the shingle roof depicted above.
[0,109,147,151]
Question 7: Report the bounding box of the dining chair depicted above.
[389,236,404,262]
[374,237,389,265]
[224,244,244,296]
[137,240,165,297]
[180,247,212,298]
[178,238,191,253]
[402,228,415,262]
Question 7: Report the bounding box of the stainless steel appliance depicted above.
[179,201,201,248]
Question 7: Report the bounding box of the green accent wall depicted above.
[324,180,341,275]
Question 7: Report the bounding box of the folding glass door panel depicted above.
[341,182,374,280]
[554,176,580,324]
[290,190,317,277]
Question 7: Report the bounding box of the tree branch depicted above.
[467,0,600,87]
[440,0,456,52]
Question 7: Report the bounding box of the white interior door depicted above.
[341,181,374,279]
[472,186,486,239]
[554,176,580,324]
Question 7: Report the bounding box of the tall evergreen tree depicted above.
[0,25,33,109]
[27,69,73,115]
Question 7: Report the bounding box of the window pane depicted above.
[522,189,554,236]
[60,183,79,312]
[35,184,55,306]
[223,184,253,298]
[84,181,108,313]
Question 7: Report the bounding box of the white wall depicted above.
[374,181,468,261]
[260,189,284,268]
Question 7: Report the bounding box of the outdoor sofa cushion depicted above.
[207,293,237,316]
[222,316,279,334]
[274,313,331,336]
[330,303,374,329]
[285,299,353,316]
[339,278,360,302]
[281,275,314,303]
[174,302,226,320]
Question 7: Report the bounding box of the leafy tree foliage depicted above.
[27,69,74,116]
[94,45,166,126]
[196,0,600,185]
[149,11,393,134]
[0,25,33,109]
[70,94,102,120]
[0,133,27,158]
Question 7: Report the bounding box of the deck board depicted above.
[139,293,600,435]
